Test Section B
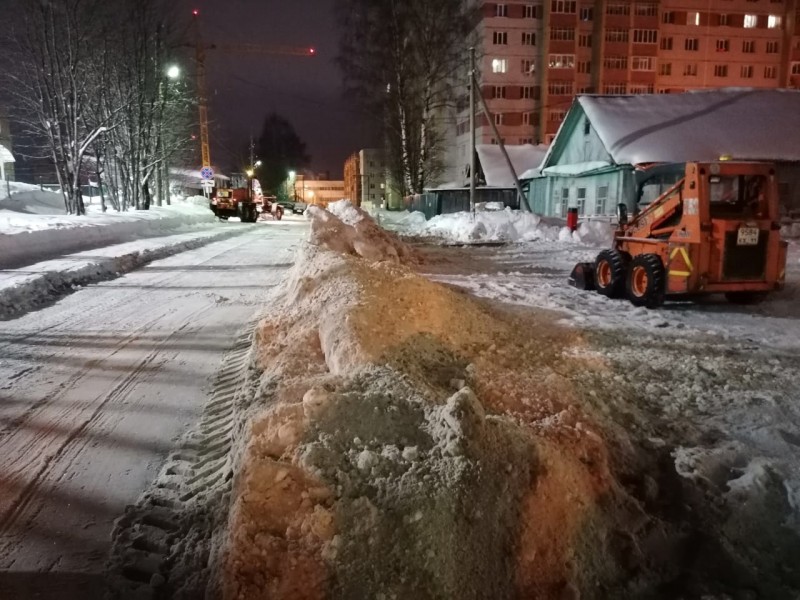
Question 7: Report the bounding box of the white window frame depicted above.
[492,58,508,73]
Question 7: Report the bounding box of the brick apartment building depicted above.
[451,0,800,176]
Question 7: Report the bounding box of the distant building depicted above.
[445,0,800,183]
[295,177,346,208]
[343,152,361,205]
[0,107,15,181]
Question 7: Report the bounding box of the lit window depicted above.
[744,14,757,28]
[687,11,700,26]
[492,58,508,73]
[549,54,575,68]
[768,15,782,28]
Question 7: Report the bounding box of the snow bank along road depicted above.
[0,221,306,599]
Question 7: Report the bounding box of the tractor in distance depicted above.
[209,173,283,222]
[569,161,788,308]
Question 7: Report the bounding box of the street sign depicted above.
[201,180,213,192]
[200,166,214,180]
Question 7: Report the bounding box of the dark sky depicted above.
[183,0,377,177]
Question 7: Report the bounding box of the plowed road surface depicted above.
[0,222,305,598]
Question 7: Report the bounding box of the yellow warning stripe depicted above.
[668,247,693,277]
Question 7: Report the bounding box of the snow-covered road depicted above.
[0,220,306,598]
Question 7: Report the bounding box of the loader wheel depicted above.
[626,254,665,308]
[595,249,628,298]
[725,291,768,305]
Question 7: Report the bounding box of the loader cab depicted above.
[635,163,685,213]
[707,173,768,220]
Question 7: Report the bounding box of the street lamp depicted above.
[166,65,180,79]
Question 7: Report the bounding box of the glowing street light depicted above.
[246,169,254,177]
[166,65,180,79]
[288,170,296,181]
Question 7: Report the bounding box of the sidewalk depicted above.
[0,226,248,320]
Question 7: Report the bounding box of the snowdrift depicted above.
[0,195,217,268]
[370,204,614,246]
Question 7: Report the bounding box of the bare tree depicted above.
[337,0,477,196]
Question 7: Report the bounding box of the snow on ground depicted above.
[153,204,800,599]
[0,226,250,320]
[0,188,217,268]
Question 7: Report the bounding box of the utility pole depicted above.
[469,47,476,217]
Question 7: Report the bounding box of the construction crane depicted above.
[191,9,315,170]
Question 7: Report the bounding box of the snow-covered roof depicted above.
[0,144,14,164]
[541,161,612,176]
[477,143,549,187]
[579,89,800,165]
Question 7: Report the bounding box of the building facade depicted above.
[453,0,800,176]
[343,152,361,206]
[358,149,387,208]
[294,178,346,208]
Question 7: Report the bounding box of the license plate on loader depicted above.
[737,227,759,246]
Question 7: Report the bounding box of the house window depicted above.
[716,39,729,52]
[495,113,504,125]
[603,56,628,69]
[768,15,782,28]
[766,41,779,53]
[742,40,755,53]
[606,29,629,43]
[524,4,539,18]
[583,118,590,135]
[493,31,508,45]
[687,11,700,26]
[521,59,534,75]
[685,38,699,51]
[714,64,728,77]
[576,188,587,215]
[741,65,754,78]
[548,80,574,95]
[635,3,658,17]
[660,36,673,50]
[551,27,576,41]
[549,54,575,68]
[492,58,508,73]
[633,30,658,44]
[549,109,567,121]
[744,14,757,28]
[560,187,570,217]
[659,62,672,75]
[684,63,698,76]
[577,60,592,73]
[551,1,577,13]
[522,85,539,99]
[764,65,778,78]
[496,4,508,17]
[523,112,533,125]
[662,11,675,24]
[719,14,729,26]
[579,33,592,47]
[595,185,609,215]
[632,56,654,70]
[522,32,536,45]
[492,86,507,99]
[580,7,593,21]
[629,84,654,94]
[792,62,800,75]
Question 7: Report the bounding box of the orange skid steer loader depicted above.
[569,161,787,308]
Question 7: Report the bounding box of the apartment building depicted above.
[453,0,800,176]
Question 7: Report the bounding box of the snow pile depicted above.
[374,205,614,246]
[0,200,218,268]
[306,202,417,264]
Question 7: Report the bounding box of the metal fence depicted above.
[406,187,519,220]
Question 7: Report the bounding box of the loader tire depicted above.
[626,254,665,308]
[595,249,628,298]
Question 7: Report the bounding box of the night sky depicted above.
[183,0,377,177]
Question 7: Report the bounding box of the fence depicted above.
[406,187,520,220]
